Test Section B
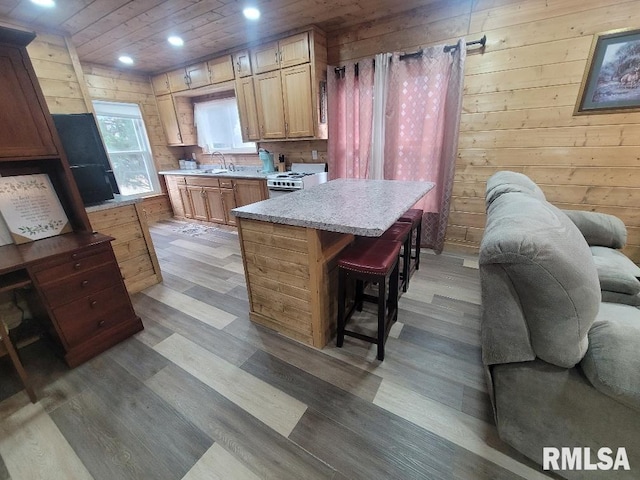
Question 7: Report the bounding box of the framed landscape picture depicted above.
[575,28,640,114]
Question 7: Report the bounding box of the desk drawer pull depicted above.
[98,320,105,328]
[74,262,82,270]
[81,280,89,288]
[90,300,97,308]
[72,253,78,260]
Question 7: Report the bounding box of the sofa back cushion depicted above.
[480,191,601,368]
[485,171,546,208]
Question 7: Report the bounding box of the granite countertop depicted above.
[232,178,435,236]
[159,168,269,180]
[85,194,142,213]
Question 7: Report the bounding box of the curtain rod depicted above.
[333,35,486,76]
[443,35,486,53]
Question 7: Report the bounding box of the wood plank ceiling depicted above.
[0,0,435,73]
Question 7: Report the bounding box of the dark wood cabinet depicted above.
[0,25,143,367]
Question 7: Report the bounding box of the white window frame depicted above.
[92,100,160,197]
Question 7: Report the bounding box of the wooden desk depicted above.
[0,232,143,367]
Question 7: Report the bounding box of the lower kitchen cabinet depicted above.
[164,175,267,227]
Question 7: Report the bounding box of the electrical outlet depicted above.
[312,150,318,160]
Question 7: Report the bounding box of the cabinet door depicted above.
[252,41,280,74]
[204,187,226,224]
[178,185,192,218]
[187,186,208,221]
[221,188,237,226]
[234,179,267,207]
[0,45,58,158]
[282,64,314,138]
[173,96,196,145]
[151,73,171,95]
[235,77,260,141]
[165,176,185,217]
[254,70,286,139]
[208,55,235,83]
[186,62,210,89]
[156,94,182,145]
[279,33,310,69]
[232,50,252,77]
[167,68,189,92]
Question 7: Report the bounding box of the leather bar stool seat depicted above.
[337,238,401,361]
[398,208,423,276]
[380,221,412,293]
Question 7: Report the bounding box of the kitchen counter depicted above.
[159,168,269,180]
[232,178,434,236]
[233,178,434,349]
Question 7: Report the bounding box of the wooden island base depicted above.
[237,218,353,348]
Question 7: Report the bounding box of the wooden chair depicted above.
[0,292,36,403]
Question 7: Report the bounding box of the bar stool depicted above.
[380,221,412,293]
[399,208,423,276]
[337,238,401,361]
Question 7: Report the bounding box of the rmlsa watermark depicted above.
[543,447,630,471]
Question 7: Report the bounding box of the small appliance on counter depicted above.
[259,148,275,173]
[266,163,328,198]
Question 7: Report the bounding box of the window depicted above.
[194,97,256,154]
[93,101,160,196]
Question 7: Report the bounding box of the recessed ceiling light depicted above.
[31,0,55,7]
[168,36,184,47]
[118,55,134,65]
[243,7,260,20]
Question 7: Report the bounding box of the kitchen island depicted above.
[232,178,434,348]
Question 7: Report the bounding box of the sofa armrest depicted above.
[562,209,627,248]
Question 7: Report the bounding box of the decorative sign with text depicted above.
[0,174,72,244]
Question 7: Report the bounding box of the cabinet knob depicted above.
[71,253,78,260]
[236,61,241,73]
[81,280,89,287]
[90,300,98,308]
[98,320,105,328]
[275,51,279,64]
[74,262,82,269]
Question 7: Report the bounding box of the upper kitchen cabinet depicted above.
[156,94,196,146]
[151,73,171,95]
[185,62,211,89]
[208,55,235,84]
[254,70,286,139]
[167,67,190,92]
[233,50,252,78]
[252,33,310,75]
[235,77,260,142]
[251,29,326,140]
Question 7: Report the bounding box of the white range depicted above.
[266,162,328,198]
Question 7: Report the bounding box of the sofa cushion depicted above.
[581,302,640,412]
[485,171,546,208]
[563,210,627,248]
[481,192,600,368]
[591,246,640,276]
[601,290,640,306]
[593,256,640,295]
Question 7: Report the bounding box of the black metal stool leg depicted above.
[337,268,346,347]
[415,219,422,271]
[377,276,386,361]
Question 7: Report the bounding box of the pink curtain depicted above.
[327,59,375,179]
[384,42,466,252]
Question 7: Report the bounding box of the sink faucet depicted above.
[211,151,227,169]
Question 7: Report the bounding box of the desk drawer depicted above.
[32,248,113,284]
[219,178,233,189]
[186,177,219,187]
[39,263,122,308]
[53,283,134,347]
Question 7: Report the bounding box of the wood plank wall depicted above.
[328,0,640,262]
[81,62,180,175]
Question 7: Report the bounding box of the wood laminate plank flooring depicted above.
[0,219,555,480]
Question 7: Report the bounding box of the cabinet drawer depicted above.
[219,178,234,189]
[31,245,113,283]
[53,283,134,347]
[39,263,122,308]
[186,176,220,187]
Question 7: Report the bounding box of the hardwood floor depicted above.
[0,219,556,480]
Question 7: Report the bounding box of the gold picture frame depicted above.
[574,27,640,115]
